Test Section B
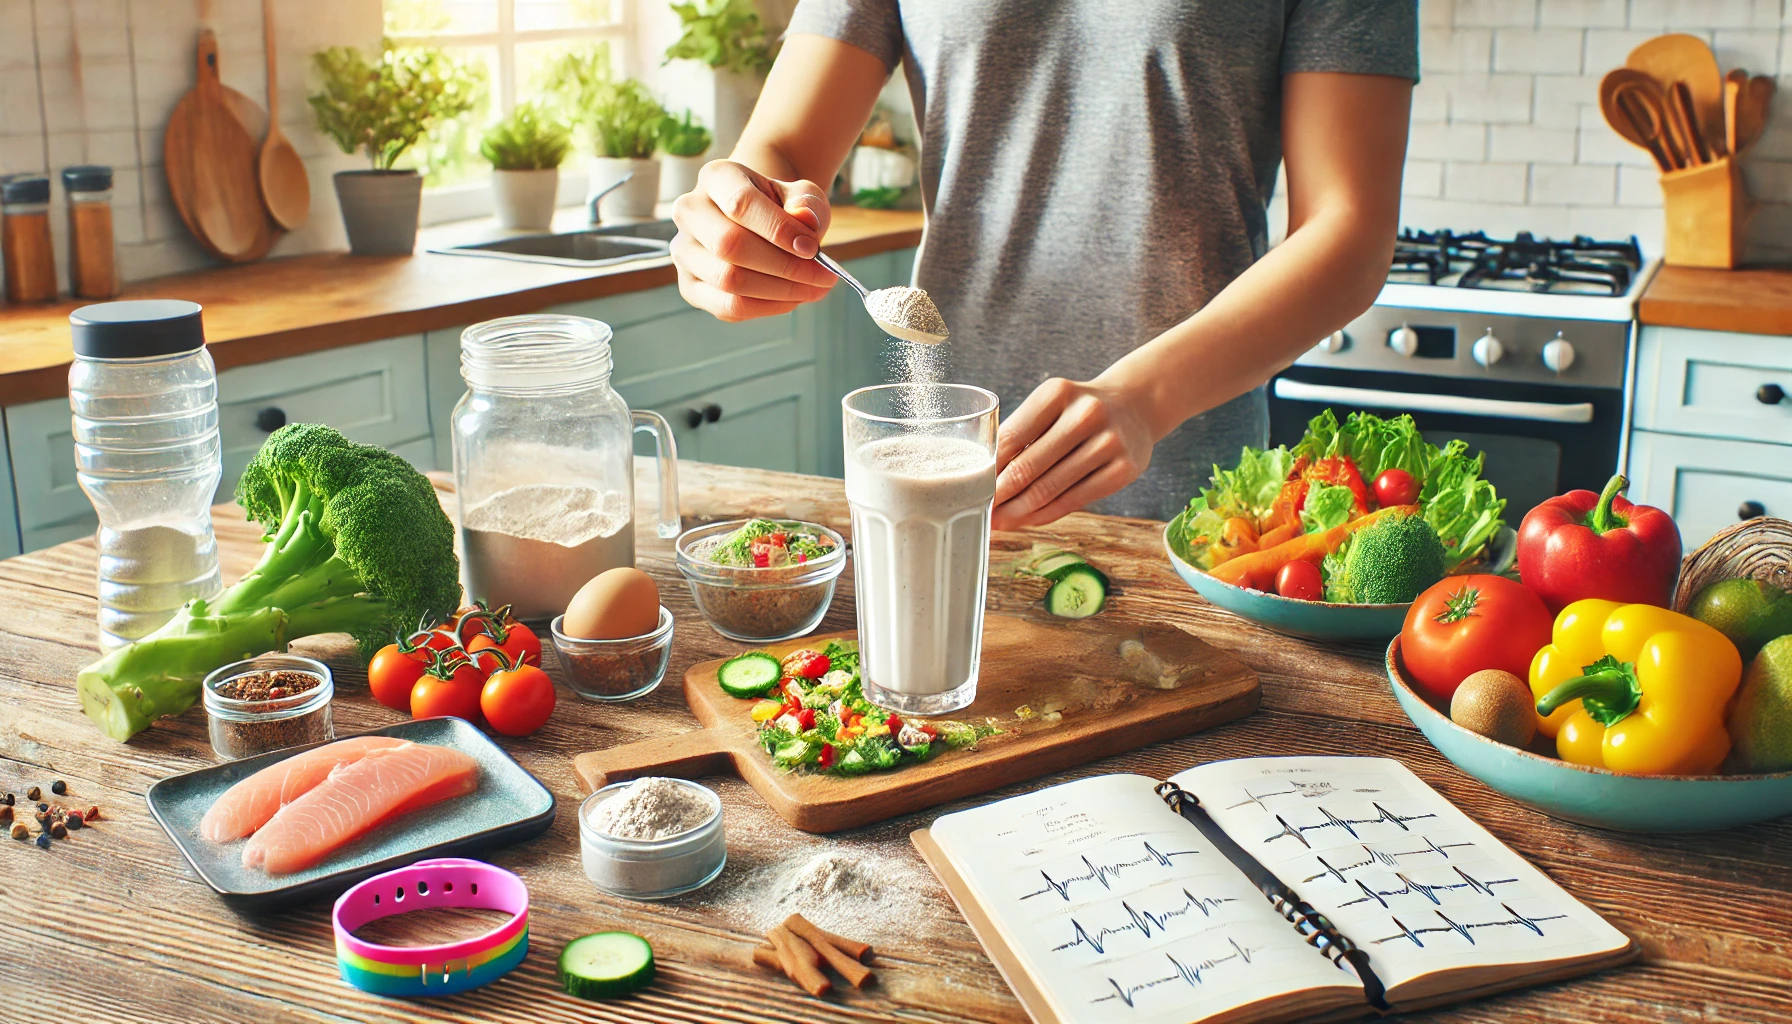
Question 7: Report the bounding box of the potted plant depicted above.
[481,102,573,230]
[662,0,776,160]
[658,110,712,201]
[588,80,668,221]
[308,41,479,254]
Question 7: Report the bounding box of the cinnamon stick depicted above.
[809,932,874,988]
[784,913,873,961]
[769,925,831,997]
[751,944,782,971]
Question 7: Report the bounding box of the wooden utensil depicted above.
[1627,33,1725,158]
[572,615,1261,833]
[1672,81,1713,164]
[1725,68,1747,156]
[1735,74,1776,153]
[164,30,273,262]
[1600,69,1675,171]
[256,0,309,231]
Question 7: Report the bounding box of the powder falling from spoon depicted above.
[863,286,949,345]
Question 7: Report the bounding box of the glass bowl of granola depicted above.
[675,519,847,643]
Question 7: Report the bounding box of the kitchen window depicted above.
[385,0,633,224]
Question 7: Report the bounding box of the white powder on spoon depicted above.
[864,286,948,345]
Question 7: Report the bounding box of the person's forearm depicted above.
[1101,209,1394,441]
[728,34,889,188]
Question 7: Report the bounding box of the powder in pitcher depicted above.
[589,777,715,840]
[864,285,948,345]
[463,483,629,545]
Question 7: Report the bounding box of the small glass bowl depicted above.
[549,606,674,702]
[579,780,726,900]
[201,654,334,760]
[674,519,846,642]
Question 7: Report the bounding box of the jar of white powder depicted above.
[579,777,725,900]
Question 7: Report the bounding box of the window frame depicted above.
[387,0,633,225]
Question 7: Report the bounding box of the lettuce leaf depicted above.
[1300,483,1357,533]
[1179,446,1294,567]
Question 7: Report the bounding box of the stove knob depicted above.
[1388,326,1419,357]
[1541,334,1576,374]
[1472,330,1504,368]
[1315,330,1348,354]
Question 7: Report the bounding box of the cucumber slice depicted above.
[1030,550,1090,581]
[717,652,783,698]
[559,931,655,999]
[1046,567,1108,619]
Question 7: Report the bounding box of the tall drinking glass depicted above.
[843,384,999,715]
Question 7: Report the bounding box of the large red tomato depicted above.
[1401,574,1552,702]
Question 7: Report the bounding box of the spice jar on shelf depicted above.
[2,174,57,304]
[62,166,119,299]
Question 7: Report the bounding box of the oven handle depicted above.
[1272,379,1595,425]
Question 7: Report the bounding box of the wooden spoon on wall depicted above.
[1626,33,1724,158]
[164,29,273,262]
[257,0,310,230]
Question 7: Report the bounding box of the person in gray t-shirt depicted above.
[669,1,1417,524]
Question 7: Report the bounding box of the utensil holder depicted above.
[1661,156,1747,268]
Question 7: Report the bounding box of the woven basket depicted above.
[1673,517,1792,613]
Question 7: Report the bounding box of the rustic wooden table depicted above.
[3,462,1787,1024]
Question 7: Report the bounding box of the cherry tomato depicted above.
[781,650,831,678]
[1274,560,1324,601]
[467,621,542,668]
[480,662,557,736]
[1374,468,1420,508]
[368,643,427,710]
[413,627,460,659]
[410,651,486,722]
[1401,574,1553,702]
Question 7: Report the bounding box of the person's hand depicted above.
[671,160,839,322]
[992,378,1157,531]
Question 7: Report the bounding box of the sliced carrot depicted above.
[1206,504,1417,592]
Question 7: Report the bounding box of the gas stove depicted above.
[1378,229,1658,323]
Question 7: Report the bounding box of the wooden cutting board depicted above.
[164,30,275,263]
[572,614,1259,832]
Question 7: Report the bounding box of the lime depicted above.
[1687,577,1792,661]
[1730,635,1792,773]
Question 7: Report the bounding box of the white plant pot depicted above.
[659,154,708,201]
[490,168,561,230]
[588,157,660,222]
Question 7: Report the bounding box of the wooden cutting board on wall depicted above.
[572,614,1260,832]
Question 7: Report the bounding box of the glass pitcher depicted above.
[452,314,678,620]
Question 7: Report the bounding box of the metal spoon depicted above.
[815,251,949,344]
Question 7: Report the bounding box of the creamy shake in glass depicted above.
[843,384,998,714]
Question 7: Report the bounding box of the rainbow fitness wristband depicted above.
[333,858,528,997]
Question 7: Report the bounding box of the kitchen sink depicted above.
[431,220,677,268]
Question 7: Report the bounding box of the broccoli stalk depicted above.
[76,425,461,741]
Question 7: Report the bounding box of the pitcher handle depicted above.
[631,409,682,539]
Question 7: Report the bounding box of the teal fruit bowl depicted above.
[1163,510,1407,641]
[1386,636,1792,832]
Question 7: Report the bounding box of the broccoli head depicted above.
[1335,510,1447,604]
[77,424,461,741]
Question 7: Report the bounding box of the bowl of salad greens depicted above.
[1164,410,1513,641]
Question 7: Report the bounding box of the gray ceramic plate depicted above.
[146,717,555,912]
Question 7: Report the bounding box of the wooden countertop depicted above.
[0,206,924,407]
[1639,265,1792,335]
[3,461,1787,1023]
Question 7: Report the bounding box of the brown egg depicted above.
[563,568,661,640]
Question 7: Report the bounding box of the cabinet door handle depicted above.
[683,408,704,430]
[254,407,287,432]
[702,403,723,423]
[1758,383,1786,405]
[1740,500,1766,521]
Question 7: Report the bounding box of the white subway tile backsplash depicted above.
[1714,29,1782,76]
[1629,0,1777,31]
[1404,160,1446,198]
[1582,30,1668,74]
[1454,0,1540,29]
[1446,161,1531,203]
[1531,162,1617,205]
[1489,124,1578,163]
[1413,78,1450,121]
[1577,104,1659,166]
[1447,73,1536,122]
[1409,122,1490,161]
[1492,28,1585,74]
[1616,164,1665,206]
[1423,28,1494,73]
[1538,0,1627,29]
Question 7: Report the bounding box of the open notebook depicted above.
[912,757,1635,1024]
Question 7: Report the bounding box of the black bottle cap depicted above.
[1,174,51,205]
[61,165,113,193]
[70,300,206,359]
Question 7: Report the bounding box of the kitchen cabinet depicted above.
[0,417,17,558]
[642,364,822,473]
[1627,324,1792,549]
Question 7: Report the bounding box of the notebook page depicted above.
[929,774,1362,1024]
[1172,757,1630,993]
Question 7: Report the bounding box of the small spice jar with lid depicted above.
[62,166,118,299]
[2,174,57,304]
[579,778,726,900]
[202,654,335,760]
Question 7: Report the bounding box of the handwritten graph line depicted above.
[1338,867,1520,909]
[1226,782,1382,812]
[1263,804,1439,849]
[1051,889,1240,955]
[1091,939,1260,1009]
[1301,838,1477,883]
[1019,842,1203,903]
[1370,903,1569,948]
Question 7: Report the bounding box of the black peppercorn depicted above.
[1,793,12,806]
[66,812,83,830]
[35,803,47,813]
[50,781,66,796]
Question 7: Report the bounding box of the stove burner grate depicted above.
[1391,230,1642,296]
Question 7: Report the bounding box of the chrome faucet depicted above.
[586,171,636,225]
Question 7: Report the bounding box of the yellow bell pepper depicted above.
[1528,599,1742,775]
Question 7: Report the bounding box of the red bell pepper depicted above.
[1515,474,1681,612]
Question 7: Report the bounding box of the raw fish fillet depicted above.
[241,742,480,875]
[199,736,410,842]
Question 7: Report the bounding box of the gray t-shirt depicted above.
[789,0,1418,520]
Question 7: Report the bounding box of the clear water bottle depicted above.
[69,300,223,649]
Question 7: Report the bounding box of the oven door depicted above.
[1268,365,1625,518]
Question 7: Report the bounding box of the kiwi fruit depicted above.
[1450,669,1536,748]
